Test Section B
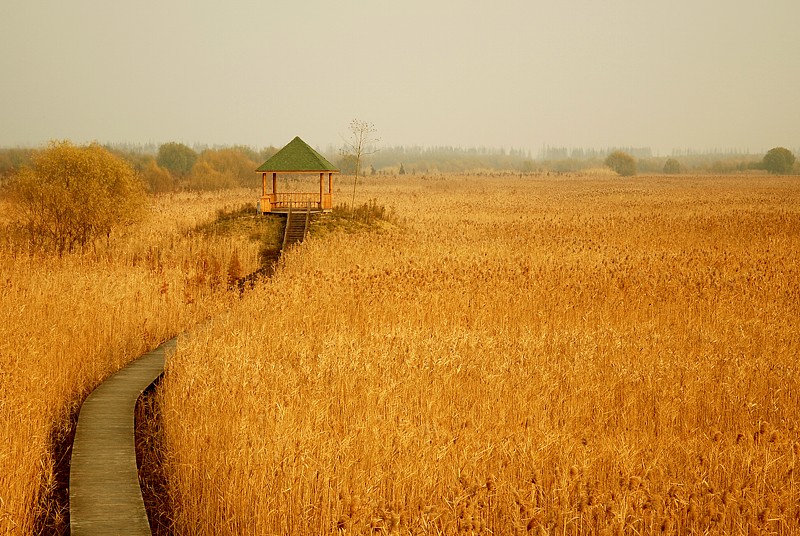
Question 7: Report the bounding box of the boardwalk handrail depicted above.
[281,206,293,250]
[69,338,177,535]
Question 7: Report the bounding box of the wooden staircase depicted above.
[282,205,311,250]
[232,205,312,293]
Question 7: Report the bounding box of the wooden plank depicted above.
[69,337,177,536]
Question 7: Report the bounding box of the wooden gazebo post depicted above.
[319,173,324,209]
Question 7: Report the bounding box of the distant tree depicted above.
[762,147,795,175]
[0,148,34,180]
[335,154,357,175]
[341,119,379,208]
[6,141,146,255]
[104,144,153,175]
[663,158,681,174]
[605,151,637,176]
[186,161,238,191]
[231,145,261,163]
[191,147,259,189]
[142,159,174,193]
[157,142,197,176]
[259,146,279,163]
[399,163,406,175]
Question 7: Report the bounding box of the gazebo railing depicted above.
[275,192,319,208]
[261,192,332,212]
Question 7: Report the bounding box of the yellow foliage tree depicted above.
[141,159,174,193]
[188,147,259,190]
[6,141,146,255]
[186,160,239,191]
[605,151,637,177]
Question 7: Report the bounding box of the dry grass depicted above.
[160,174,800,534]
[0,189,265,533]
[2,175,799,534]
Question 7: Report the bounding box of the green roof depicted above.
[256,136,339,172]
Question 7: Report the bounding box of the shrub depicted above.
[663,158,681,174]
[157,142,197,177]
[5,141,146,255]
[186,161,239,191]
[762,147,795,175]
[192,148,260,189]
[141,159,174,193]
[605,151,637,176]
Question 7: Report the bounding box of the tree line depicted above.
[334,145,798,177]
[1,141,796,193]
[0,143,280,193]
[604,148,796,177]
[134,143,280,193]
[0,139,795,256]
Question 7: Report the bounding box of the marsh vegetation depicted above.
[1,171,799,534]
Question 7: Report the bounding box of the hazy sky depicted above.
[2,0,798,155]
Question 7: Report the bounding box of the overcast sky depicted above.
[1,0,798,155]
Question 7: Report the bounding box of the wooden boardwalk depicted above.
[69,338,176,535]
[67,212,310,532]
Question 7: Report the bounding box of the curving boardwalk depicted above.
[67,211,310,532]
[69,337,177,535]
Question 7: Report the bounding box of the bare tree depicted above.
[341,119,379,209]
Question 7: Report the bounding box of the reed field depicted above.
[0,189,272,533]
[159,173,800,534]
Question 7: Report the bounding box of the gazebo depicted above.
[256,136,339,213]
